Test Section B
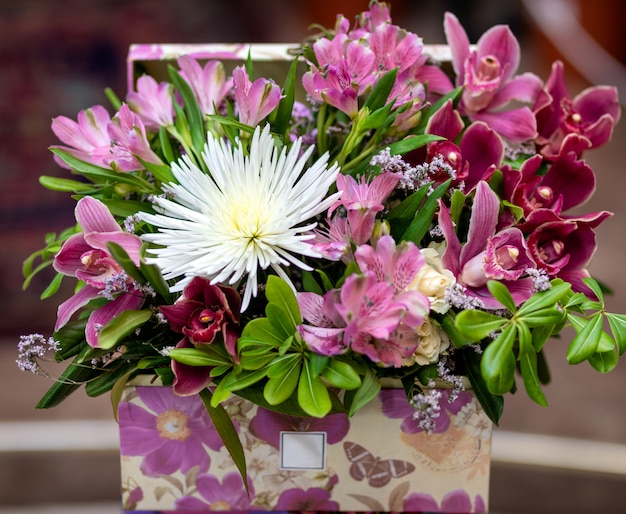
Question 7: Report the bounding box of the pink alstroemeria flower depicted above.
[106,104,164,172]
[444,12,543,142]
[53,196,144,347]
[534,60,621,159]
[177,56,232,116]
[51,105,113,169]
[232,66,282,127]
[126,74,174,130]
[302,60,360,118]
[439,181,536,308]
[329,172,400,245]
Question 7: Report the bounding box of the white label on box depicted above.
[279,431,327,470]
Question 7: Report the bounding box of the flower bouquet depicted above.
[19,1,624,512]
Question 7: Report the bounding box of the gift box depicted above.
[118,378,491,512]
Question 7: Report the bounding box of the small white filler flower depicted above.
[140,124,341,311]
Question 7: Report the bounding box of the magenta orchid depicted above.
[53,196,145,347]
[444,12,543,142]
[534,60,621,159]
[232,65,282,127]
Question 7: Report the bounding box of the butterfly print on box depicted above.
[343,441,416,487]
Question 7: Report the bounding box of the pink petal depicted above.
[443,12,471,84]
[75,196,121,234]
[55,285,100,331]
[460,181,499,267]
[476,24,520,82]
[84,231,142,265]
[52,233,91,276]
[490,72,543,107]
[425,99,464,140]
[85,291,145,347]
[472,106,537,143]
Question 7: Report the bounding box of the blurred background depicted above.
[1,0,625,512]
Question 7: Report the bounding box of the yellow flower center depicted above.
[156,408,191,441]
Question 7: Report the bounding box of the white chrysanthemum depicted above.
[140,125,341,311]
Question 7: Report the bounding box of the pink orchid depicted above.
[439,181,536,308]
[106,104,164,172]
[534,60,621,159]
[53,196,144,347]
[329,172,400,245]
[444,12,543,142]
[177,56,232,116]
[126,74,174,130]
[51,105,113,169]
[232,66,282,127]
[425,99,504,191]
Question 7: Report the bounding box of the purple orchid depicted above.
[444,12,543,143]
[232,65,282,127]
[248,406,349,449]
[535,60,621,159]
[177,55,232,116]
[51,105,113,169]
[126,74,174,130]
[53,196,145,347]
[174,471,254,511]
[159,277,241,396]
[439,181,536,308]
[118,386,224,476]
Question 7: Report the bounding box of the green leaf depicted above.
[301,270,324,295]
[266,303,297,341]
[264,358,301,405]
[297,359,331,417]
[461,350,504,425]
[106,242,145,286]
[169,347,232,367]
[481,324,517,395]
[239,317,286,348]
[450,188,466,226]
[321,359,361,390]
[239,349,276,371]
[273,58,298,136]
[567,313,603,364]
[582,277,605,304]
[607,313,626,355]
[266,353,301,378]
[385,134,444,157]
[520,307,566,328]
[199,388,248,493]
[487,281,517,313]
[97,309,153,350]
[588,348,619,373]
[40,273,64,300]
[364,68,398,111]
[38,176,95,193]
[85,360,136,398]
[517,323,548,406]
[138,158,175,184]
[517,279,572,316]
[454,310,508,341]
[158,126,176,164]
[360,103,394,131]
[309,353,329,376]
[49,148,153,189]
[386,184,429,241]
[168,66,205,155]
[345,368,381,417]
[265,275,302,328]
[401,179,451,244]
[440,311,474,348]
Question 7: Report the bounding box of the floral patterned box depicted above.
[118,379,491,512]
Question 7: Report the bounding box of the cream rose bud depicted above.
[410,247,455,313]
[412,317,451,366]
